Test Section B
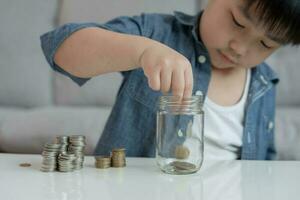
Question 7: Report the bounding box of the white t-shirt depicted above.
[195,69,251,160]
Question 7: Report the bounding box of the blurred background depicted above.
[0,0,299,160]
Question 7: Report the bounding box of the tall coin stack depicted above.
[111,148,126,168]
[68,135,86,170]
[41,143,61,172]
[55,136,68,153]
[57,153,76,172]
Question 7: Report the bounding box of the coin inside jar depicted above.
[170,161,196,171]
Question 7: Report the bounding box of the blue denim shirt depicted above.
[40,11,279,160]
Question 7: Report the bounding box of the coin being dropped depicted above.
[174,145,190,159]
[19,163,31,167]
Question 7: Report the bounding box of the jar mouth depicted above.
[159,95,203,113]
[159,95,203,104]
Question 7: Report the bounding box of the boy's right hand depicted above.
[139,44,193,98]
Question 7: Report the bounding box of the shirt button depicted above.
[195,90,203,96]
[198,55,206,64]
[177,129,184,137]
[268,121,274,131]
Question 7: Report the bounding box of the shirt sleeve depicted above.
[40,14,151,86]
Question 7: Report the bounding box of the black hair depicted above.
[244,0,300,45]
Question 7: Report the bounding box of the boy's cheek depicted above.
[203,23,232,49]
[204,31,231,50]
[242,54,269,68]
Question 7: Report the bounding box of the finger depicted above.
[147,67,161,91]
[171,69,185,100]
[183,67,193,98]
[160,67,172,94]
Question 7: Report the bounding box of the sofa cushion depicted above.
[275,106,300,160]
[0,1,58,107]
[54,72,123,106]
[266,46,300,106]
[0,106,111,155]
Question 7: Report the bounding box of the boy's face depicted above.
[200,0,282,69]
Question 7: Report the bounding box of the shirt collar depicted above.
[174,11,208,54]
[174,11,197,26]
[256,62,280,84]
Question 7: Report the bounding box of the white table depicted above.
[0,153,300,200]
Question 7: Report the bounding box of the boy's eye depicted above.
[231,13,245,28]
[261,41,272,49]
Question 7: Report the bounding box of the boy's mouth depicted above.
[218,50,238,65]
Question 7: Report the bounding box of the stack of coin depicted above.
[95,156,111,169]
[169,161,196,172]
[111,148,126,167]
[41,135,87,172]
[57,153,76,172]
[41,143,61,172]
[55,136,69,153]
[68,135,86,170]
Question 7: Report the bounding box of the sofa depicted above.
[0,0,299,160]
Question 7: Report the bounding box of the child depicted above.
[40,0,300,160]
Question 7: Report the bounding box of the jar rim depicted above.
[158,95,204,113]
[159,95,203,104]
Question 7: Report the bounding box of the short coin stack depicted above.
[95,156,111,169]
[111,148,126,167]
[95,148,126,169]
[40,135,86,172]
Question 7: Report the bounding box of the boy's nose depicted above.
[228,39,248,57]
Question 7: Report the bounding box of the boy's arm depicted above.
[54,27,153,78]
[53,27,193,97]
[41,14,193,97]
[40,17,149,85]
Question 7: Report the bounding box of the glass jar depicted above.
[156,95,204,175]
